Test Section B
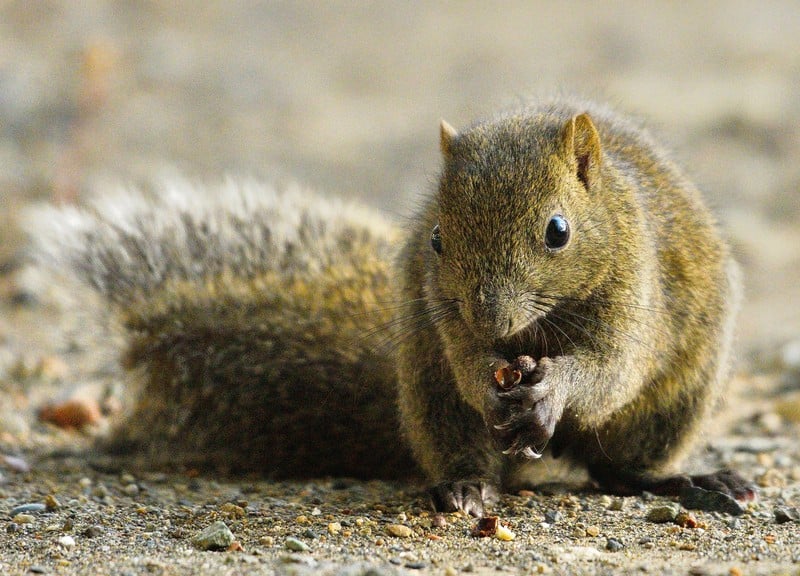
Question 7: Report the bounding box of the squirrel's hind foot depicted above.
[590,466,757,502]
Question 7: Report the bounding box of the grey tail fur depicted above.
[24,178,418,479]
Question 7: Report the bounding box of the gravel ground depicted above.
[2,2,800,574]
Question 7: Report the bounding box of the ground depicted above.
[1,2,800,575]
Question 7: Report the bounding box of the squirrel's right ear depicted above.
[440,119,458,157]
[561,113,602,190]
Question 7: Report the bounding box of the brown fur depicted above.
[396,98,741,503]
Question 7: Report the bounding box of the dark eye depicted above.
[545,214,570,251]
[431,223,442,255]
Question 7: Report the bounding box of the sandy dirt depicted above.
[1,2,800,574]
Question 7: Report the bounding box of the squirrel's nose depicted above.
[465,290,515,342]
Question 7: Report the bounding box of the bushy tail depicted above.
[26,179,418,479]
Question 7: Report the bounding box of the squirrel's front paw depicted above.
[488,357,564,458]
[429,480,498,517]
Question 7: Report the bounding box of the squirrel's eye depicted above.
[545,215,570,251]
[431,224,442,255]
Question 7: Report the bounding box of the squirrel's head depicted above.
[429,109,618,344]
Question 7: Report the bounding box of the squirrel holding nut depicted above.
[29,97,755,515]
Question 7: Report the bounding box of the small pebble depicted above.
[774,506,800,524]
[2,455,30,473]
[285,537,310,552]
[83,525,104,538]
[327,522,342,535]
[586,525,600,537]
[219,503,245,518]
[432,514,447,528]
[92,484,109,499]
[13,513,36,524]
[57,535,76,548]
[608,498,625,511]
[38,398,102,429]
[385,524,414,538]
[260,536,275,546]
[606,538,624,552]
[28,566,48,574]
[123,484,139,496]
[44,495,59,510]
[191,521,235,551]
[544,510,563,524]
[646,503,680,523]
[10,503,47,516]
[405,562,427,570]
[302,528,317,539]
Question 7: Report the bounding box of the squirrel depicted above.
[27,98,755,516]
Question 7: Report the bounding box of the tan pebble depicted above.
[757,412,783,433]
[328,522,342,535]
[586,525,600,537]
[444,567,458,576]
[342,529,352,537]
[757,469,786,488]
[432,514,447,528]
[571,526,585,538]
[220,503,245,518]
[608,498,625,511]
[295,515,310,524]
[729,568,742,576]
[396,512,407,522]
[227,541,244,552]
[259,536,274,546]
[757,453,774,467]
[13,513,35,524]
[386,524,414,538]
[375,537,385,546]
[775,395,800,423]
[38,356,69,380]
[45,494,60,510]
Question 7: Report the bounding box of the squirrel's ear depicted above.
[440,119,458,157]
[561,113,602,190]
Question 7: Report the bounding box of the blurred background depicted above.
[1,1,799,353]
